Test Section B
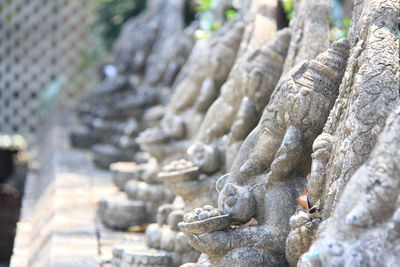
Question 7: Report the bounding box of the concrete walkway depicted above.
[11,114,145,267]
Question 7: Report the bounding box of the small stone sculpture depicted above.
[184,39,350,267]
[158,27,292,217]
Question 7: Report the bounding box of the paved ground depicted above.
[11,114,145,267]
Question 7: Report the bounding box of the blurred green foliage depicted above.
[91,0,147,51]
[281,0,294,20]
[330,0,352,40]
[195,0,237,40]
[280,0,351,40]
[224,9,237,21]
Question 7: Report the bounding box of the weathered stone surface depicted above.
[300,104,400,266]
[285,0,399,264]
[159,0,285,220]
[110,161,139,190]
[11,112,146,267]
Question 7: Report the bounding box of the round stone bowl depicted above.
[178,214,231,235]
[158,166,200,183]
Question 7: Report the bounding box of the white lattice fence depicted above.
[0,0,96,138]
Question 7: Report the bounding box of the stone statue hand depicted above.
[187,231,232,256]
[286,211,321,266]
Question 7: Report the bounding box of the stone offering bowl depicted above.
[178,205,231,234]
[158,159,200,183]
[178,214,231,235]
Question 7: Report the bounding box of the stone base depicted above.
[110,161,140,190]
[98,197,149,230]
[113,242,200,267]
[91,144,134,169]
[69,127,101,149]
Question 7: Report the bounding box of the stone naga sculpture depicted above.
[183,39,350,267]
[136,21,244,162]
[285,1,399,264]
[300,104,400,267]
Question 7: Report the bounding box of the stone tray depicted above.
[158,166,199,183]
[178,214,231,235]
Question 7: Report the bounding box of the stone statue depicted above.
[285,0,399,264]
[160,27,291,213]
[183,39,350,267]
[69,0,162,149]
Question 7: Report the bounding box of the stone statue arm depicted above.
[194,78,218,113]
[267,125,304,183]
[228,97,258,143]
[306,133,333,206]
[187,225,284,257]
[169,75,203,112]
[199,98,235,142]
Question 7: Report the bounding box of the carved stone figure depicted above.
[285,1,399,264]
[159,27,291,215]
[183,40,350,267]
[136,21,244,162]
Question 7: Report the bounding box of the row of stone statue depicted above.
[70,0,399,266]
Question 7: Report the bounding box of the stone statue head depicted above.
[218,183,256,224]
